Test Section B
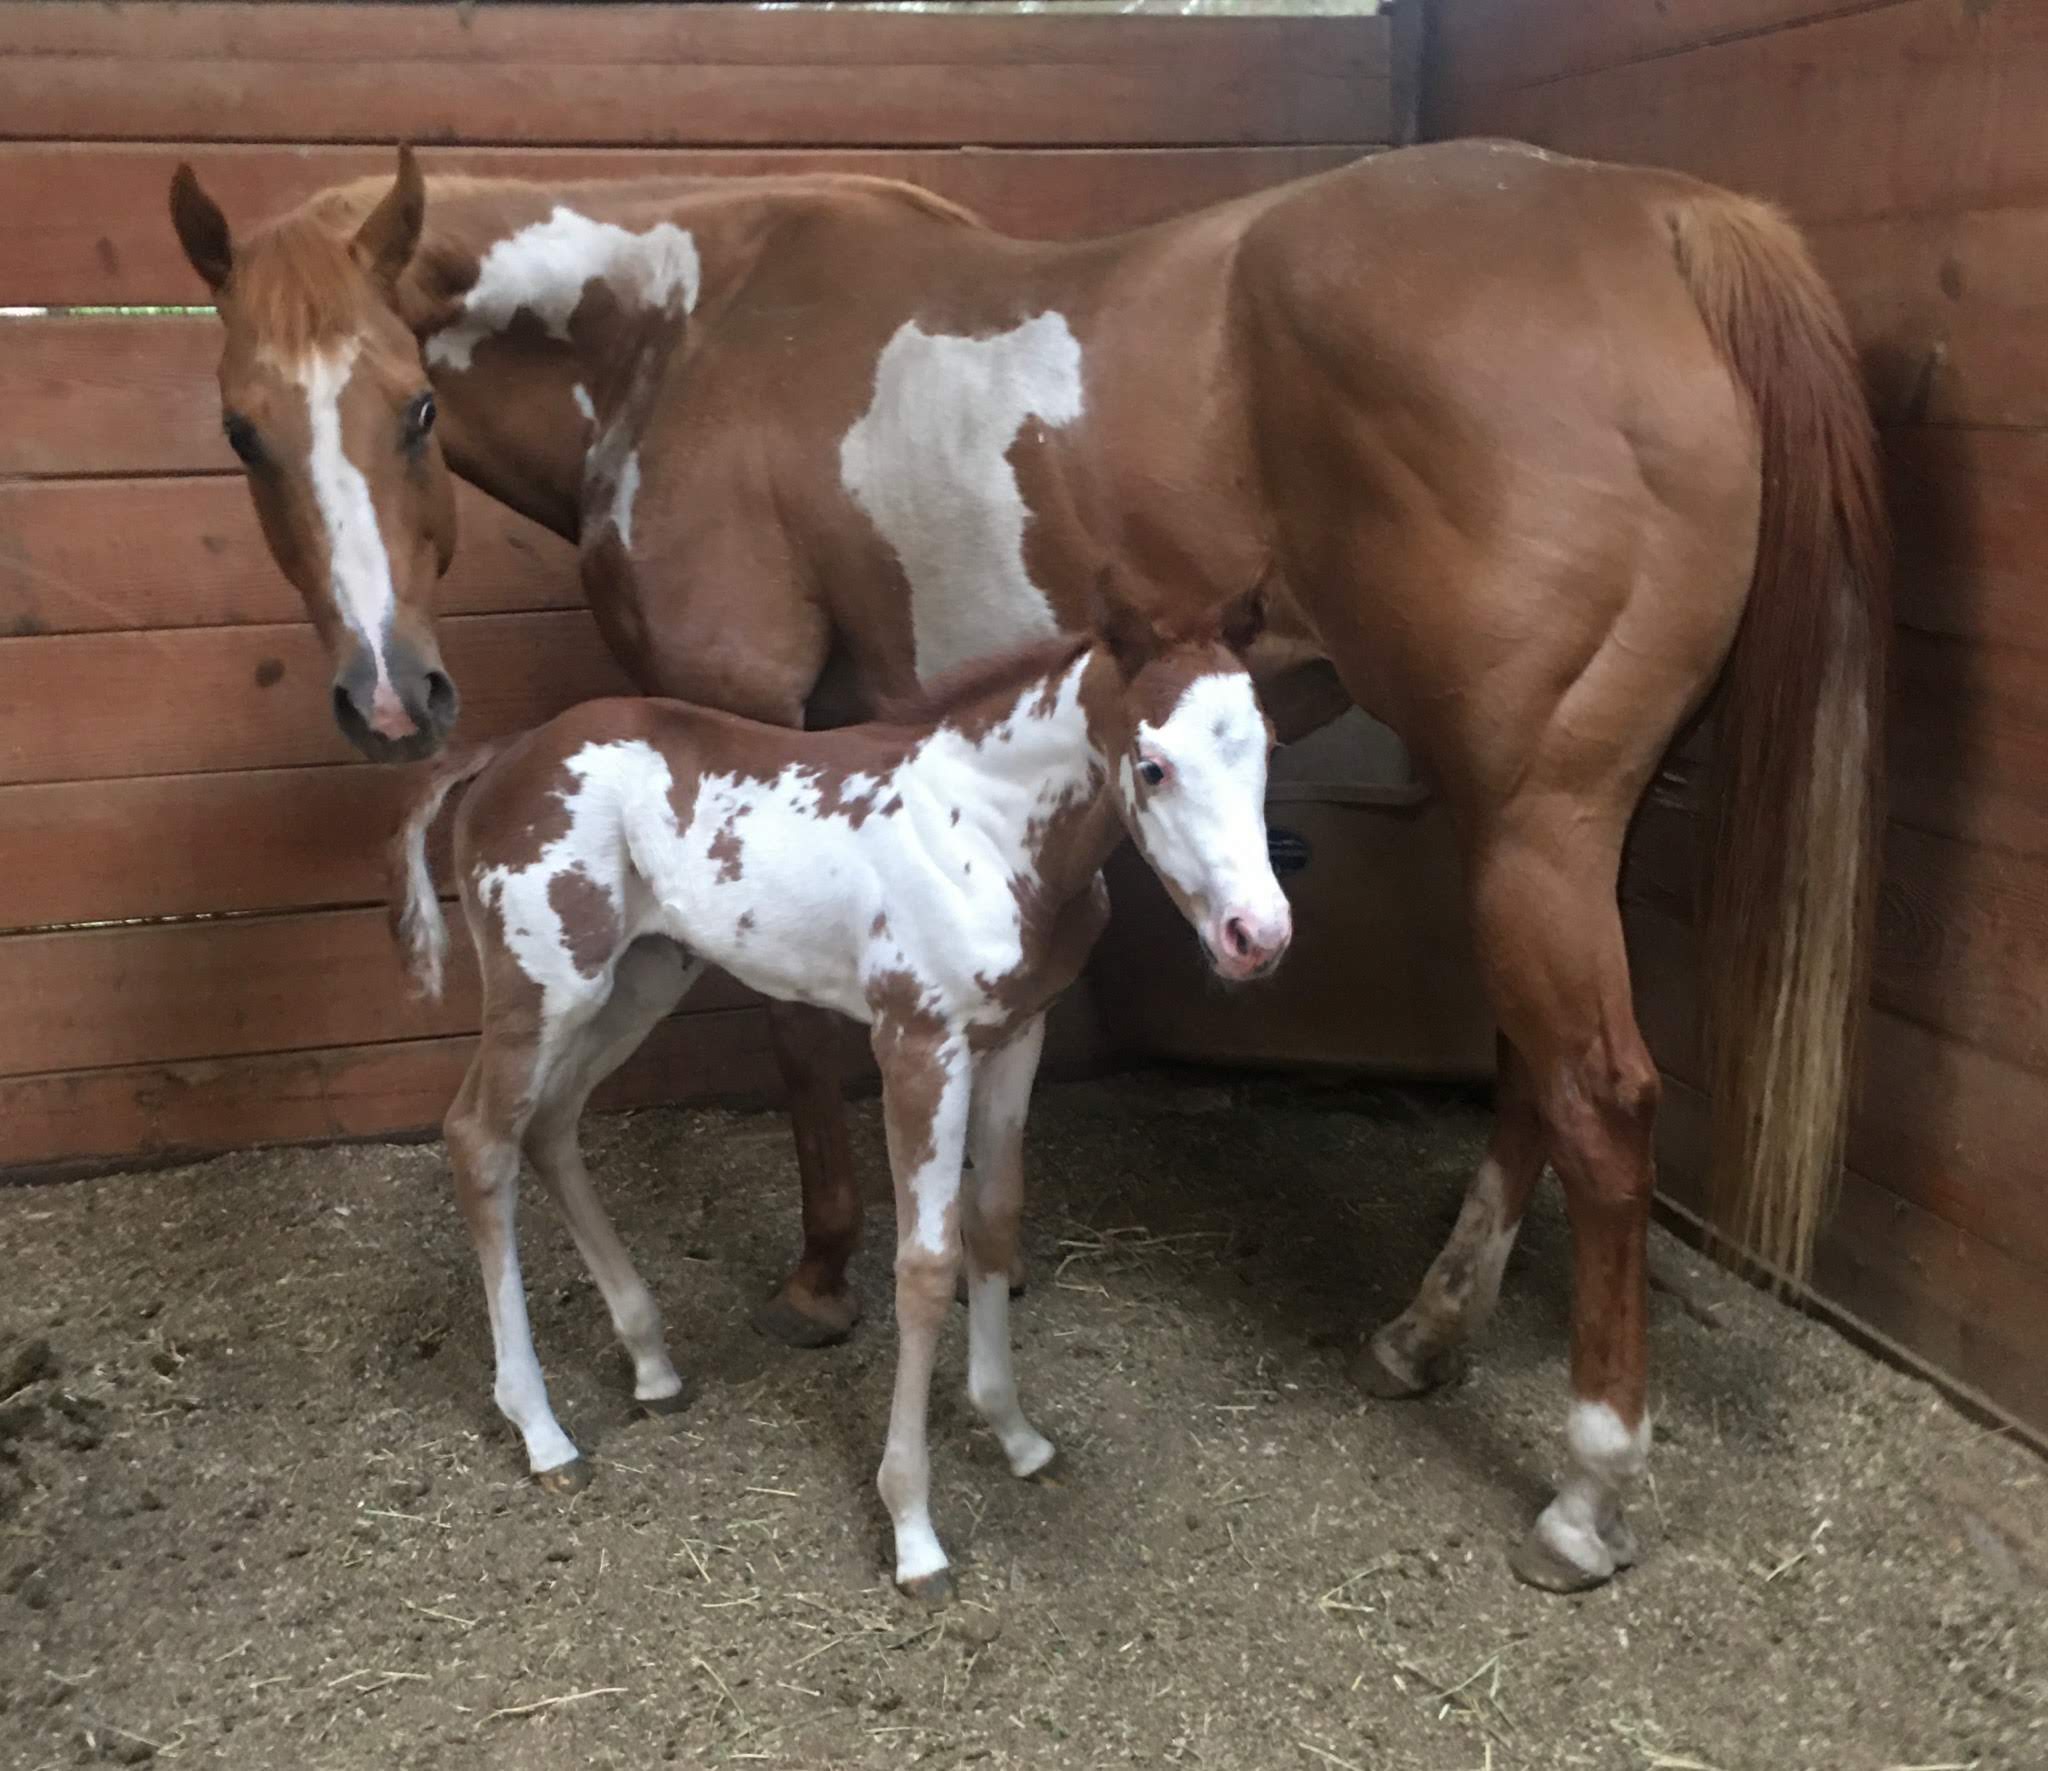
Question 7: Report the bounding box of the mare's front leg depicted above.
[872,1017,973,1603]
[755,1001,865,1349]
[963,1017,1056,1479]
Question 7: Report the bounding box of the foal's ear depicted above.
[169,163,234,294]
[1216,586,1268,658]
[352,144,427,293]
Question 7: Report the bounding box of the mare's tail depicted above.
[1670,191,1890,1283]
[386,742,503,1001]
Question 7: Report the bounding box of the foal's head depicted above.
[1092,592,1293,983]
[171,149,459,762]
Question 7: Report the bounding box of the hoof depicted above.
[637,1381,694,1417]
[1021,1446,1063,1486]
[1348,1332,1454,1401]
[898,1566,956,1608]
[752,1283,860,1350]
[954,1267,1030,1305]
[535,1458,592,1499]
[1508,1525,1616,1594]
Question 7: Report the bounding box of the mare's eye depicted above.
[222,413,263,467]
[403,391,437,446]
[1137,759,1167,789]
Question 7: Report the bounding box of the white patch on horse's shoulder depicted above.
[292,338,399,688]
[425,209,701,373]
[839,312,1084,680]
[572,384,596,424]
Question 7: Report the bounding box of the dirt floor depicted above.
[1,1070,2043,1771]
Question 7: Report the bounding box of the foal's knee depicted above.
[895,1242,957,1326]
[1547,1042,1661,1209]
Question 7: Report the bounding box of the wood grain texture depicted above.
[1,142,1371,306]
[0,5,1389,148]
[1,315,231,478]
[1428,1,2048,227]
[0,609,636,786]
[2,476,576,636]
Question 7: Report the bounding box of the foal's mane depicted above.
[871,635,1093,731]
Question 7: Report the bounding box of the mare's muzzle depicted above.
[332,640,459,763]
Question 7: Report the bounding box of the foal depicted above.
[389,599,1290,1597]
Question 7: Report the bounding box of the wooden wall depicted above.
[0,1,1399,1175]
[1428,0,2048,1439]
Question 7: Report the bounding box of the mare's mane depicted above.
[870,635,1093,731]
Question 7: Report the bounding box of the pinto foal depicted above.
[390,604,1289,1597]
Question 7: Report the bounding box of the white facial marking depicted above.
[840,313,1084,679]
[294,339,399,693]
[1127,671,1283,933]
[426,208,700,372]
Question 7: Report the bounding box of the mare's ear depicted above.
[1088,566,1159,680]
[352,144,426,293]
[169,163,234,293]
[1216,585,1268,658]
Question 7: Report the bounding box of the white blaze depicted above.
[839,313,1085,680]
[426,208,700,373]
[297,339,398,693]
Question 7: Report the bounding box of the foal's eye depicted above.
[1137,759,1167,789]
[222,413,263,467]
[403,391,437,446]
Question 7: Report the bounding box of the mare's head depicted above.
[1092,590,1293,983]
[170,148,460,761]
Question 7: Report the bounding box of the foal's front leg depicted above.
[872,1019,973,1602]
[963,1016,1055,1480]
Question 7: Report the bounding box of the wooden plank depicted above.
[0,609,636,787]
[0,766,430,931]
[1653,1074,2048,1441]
[0,315,230,478]
[1810,207,2048,431]
[1628,901,2048,1275]
[1426,0,1895,115]
[1887,628,2048,861]
[0,6,1389,148]
[0,142,1369,306]
[0,903,766,1078]
[1428,1,2048,227]
[2,476,576,638]
[1889,427,2048,649]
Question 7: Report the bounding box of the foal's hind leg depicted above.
[524,939,703,1414]
[1353,1036,1545,1398]
[1467,824,1656,1592]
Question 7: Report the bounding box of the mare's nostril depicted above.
[423,669,458,730]
[1224,916,1252,958]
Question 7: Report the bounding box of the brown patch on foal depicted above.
[868,969,953,1176]
[546,868,621,978]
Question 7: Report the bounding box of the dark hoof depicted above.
[637,1381,694,1417]
[1508,1527,1615,1594]
[535,1458,592,1498]
[752,1284,860,1350]
[898,1566,956,1607]
[1348,1334,1453,1401]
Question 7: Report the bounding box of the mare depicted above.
[386,602,1289,1598]
[170,139,1886,1590]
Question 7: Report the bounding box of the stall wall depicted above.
[1429,0,2048,1438]
[0,1,1398,1172]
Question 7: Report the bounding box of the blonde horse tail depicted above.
[1670,191,1890,1283]
[387,742,503,1001]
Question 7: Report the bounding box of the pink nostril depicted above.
[1224,916,1253,958]
[368,684,418,741]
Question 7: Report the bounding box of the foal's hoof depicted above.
[637,1381,694,1417]
[1348,1332,1455,1401]
[752,1281,861,1350]
[1020,1446,1064,1486]
[535,1458,592,1499]
[1508,1525,1619,1595]
[897,1566,957,1608]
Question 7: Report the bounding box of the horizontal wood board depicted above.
[1429,0,2048,1438]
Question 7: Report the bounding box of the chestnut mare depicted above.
[389,605,1288,1597]
[169,139,1886,1591]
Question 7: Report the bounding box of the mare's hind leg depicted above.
[1466,821,1656,1592]
[444,1033,587,1492]
[753,1000,866,1350]
[962,1016,1055,1480]
[523,939,703,1413]
[1353,1036,1545,1398]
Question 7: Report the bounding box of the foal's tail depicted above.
[387,741,503,1002]
[1671,193,1890,1283]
